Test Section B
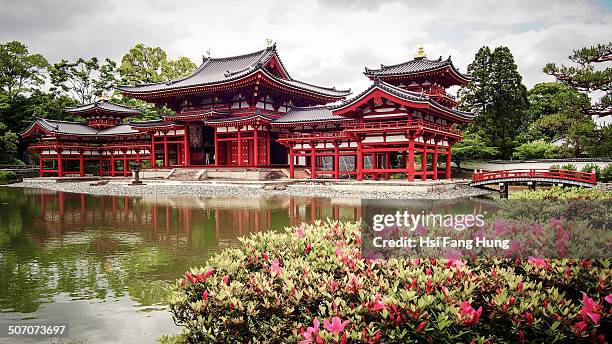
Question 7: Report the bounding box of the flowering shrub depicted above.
[165,221,611,343]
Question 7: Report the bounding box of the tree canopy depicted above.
[118,44,197,85]
[459,46,529,159]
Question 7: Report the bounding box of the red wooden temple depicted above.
[22,45,474,180]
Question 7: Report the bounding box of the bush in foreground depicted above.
[164,220,611,343]
[0,170,19,184]
[510,186,612,200]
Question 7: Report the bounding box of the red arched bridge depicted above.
[470,169,597,189]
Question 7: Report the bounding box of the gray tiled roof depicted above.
[23,118,141,136]
[334,81,475,121]
[65,101,140,115]
[272,106,350,124]
[364,56,470,81]
[128,120,172,128]
[118,45,350,98]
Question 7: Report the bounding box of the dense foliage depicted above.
[0,40,196,164]
[164,221,611,343]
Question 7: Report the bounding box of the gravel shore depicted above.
[8,180,493,200]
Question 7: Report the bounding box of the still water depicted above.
[0,186,488,343]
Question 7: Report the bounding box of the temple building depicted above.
[22,45,474,180]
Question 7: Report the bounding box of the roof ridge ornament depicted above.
[414,47,427,60]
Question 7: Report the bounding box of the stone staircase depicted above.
[167,168,204,180]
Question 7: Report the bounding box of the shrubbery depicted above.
[512,140,559,160]
[0,170,19,184]
[510,186,612,200]
[163,221,611,343]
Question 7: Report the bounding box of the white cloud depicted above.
[0,0,609,94]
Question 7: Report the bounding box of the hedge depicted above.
[162,221,611,343]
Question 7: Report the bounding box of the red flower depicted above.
[371,293,386,312]
[179,278,185,287]
[579,293,601,324]
[425,268,432,275]
[574,320,588,334]
[605,294,612,305]
[304,243,312,255]
[185,271,197,285]
[416,321,426,332]
[458,301,482,326]
[202,290,209,301]
[323,316,350,334]
[524,312,534,326]
[223,275,230,285]
[517,280,523,291]
[330,280,339,292]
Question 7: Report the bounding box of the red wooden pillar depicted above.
[253,125,259,167]
[432,139,439,180]
[446,145,452,180]
[150,135,156,168]
[183,124,190,167]
[38,151,43,177]
[110,150,115,176]
[136,149,141,165]
[356,140,363,181]
[79,150,85,177]
[57,148,64,177]
[237,128,242,166]
[408,136,415,181]
[123,149,128,177]
[163,132,169,167]
[385,152,390,179]
[310,142,316,179]
[213,128,219,166]
[289,145,295,178]
[266,131,270,165]
[421,139,428,181]
[333,142,340,179]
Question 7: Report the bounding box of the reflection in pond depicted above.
[0,187,492,343]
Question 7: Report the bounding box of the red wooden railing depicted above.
[278,132,348,141]
[472,169,597,184]
[344,119,461,135]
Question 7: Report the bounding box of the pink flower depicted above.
[323,316,349,334]
[579,293,601,324]
[445,258,465,269]
[330,280,339,292]
[527,257,549,269]
[416,321,426,332]
[425,268,432,275]
[270,259,282,276]
[335,248,343,257]
[202,290,209,301]
[223,275,230,285]
[301,318,320,344]
[458,301,482,326]
[604,294,612,305]
[295,226,305,238]
[371,293,386,312]
[179,278,185,287]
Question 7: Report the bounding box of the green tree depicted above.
[0,123,19,164]
[544,42,611,117]
[118,44,196,85]
[521,82,596,156]
[512,140,559,160]
[451,133,499,169]
[0,41,48,102]
[49,57,118,104]
[460,46,529,159]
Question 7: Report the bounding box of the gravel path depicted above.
[9,181,493,200]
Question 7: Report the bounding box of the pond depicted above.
[0,186,489,343]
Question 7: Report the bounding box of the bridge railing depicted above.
[472,169,596,184]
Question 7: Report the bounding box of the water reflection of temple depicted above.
[30,189,362,241]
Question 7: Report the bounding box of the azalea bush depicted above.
[164,221,611,343]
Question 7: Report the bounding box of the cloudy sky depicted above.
[1,0,610,95]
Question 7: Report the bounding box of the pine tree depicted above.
[460,46,529,159]
[544,42,611,117]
